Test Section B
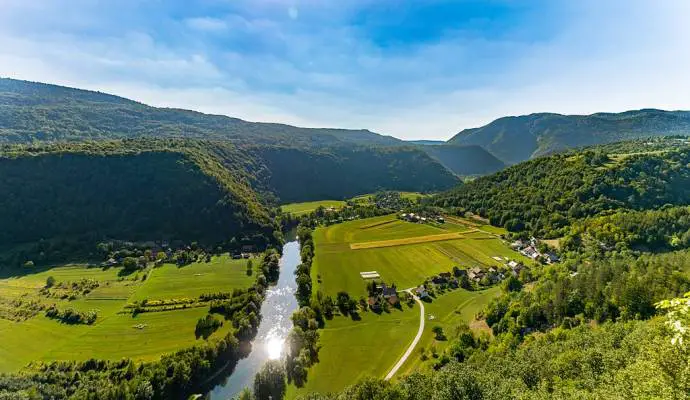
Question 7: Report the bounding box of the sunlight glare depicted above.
[266,336,284,360]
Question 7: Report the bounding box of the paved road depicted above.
[384,289,425,381]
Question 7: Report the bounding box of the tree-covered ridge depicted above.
[562,206,690,255]
[244,145,459,203]
[0,140,278,267]
[432,147,690,237]
[449,109,690,164]
[0,78,400,147]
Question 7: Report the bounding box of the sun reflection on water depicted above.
[265,336,284,360]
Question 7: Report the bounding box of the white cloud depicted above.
[186,17,228,32]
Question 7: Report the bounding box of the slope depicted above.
[0,78,400,147]
[0,140,277,268]
[448,109,690,164]
[431,145,690,237]
[421,144,506,176]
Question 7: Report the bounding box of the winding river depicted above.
[207,236,300,399]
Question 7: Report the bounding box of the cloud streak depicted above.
[0,0,689,140]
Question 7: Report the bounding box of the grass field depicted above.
[312,215,528,298]
[0,255,255,372]
[286,307,419,398]
[281,200,347,216]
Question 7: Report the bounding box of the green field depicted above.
[311,215,528,297]
[0,256,254,372]
[287,307,419,398]
[281,200,347,216]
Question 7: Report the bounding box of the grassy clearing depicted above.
[312,216,528,298]
[286,308,419,398]
[281,200,346,216]
[0,254,255,373]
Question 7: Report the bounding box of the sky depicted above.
[1,0,689,140]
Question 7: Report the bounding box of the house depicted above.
[382,284,397,298]
[242,253,251,259]
[368,296,381,311]
[510,239,527,250]
[521,246,540,259]
[468,267,485,282]
[415,286,429,298]
[232,253,242,260]
[436,216,445,223]
[102,258,119,267]
[387,294,399,305]
[545,252,560,264]
[507,260,519,269]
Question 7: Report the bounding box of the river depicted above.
[207,236,300,399]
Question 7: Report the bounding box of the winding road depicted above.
[384,289,425,380]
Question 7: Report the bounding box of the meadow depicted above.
[0,256,254,372]
[311,215,526,297]
[281,200,347,216]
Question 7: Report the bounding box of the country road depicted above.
[384,289,425,381]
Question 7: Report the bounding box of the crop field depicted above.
[0,255,254,373]
[350,231,476,249]
[312,215,528,297]
[281,200,346,216]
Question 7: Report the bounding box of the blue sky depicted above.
[1,0,689,140]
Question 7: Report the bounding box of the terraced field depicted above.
[0,256,254,372]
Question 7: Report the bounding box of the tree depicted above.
[432,326,446,340]
[253,360,286,400]
[336,291,351,315]
[122,257,138,271]
[246,259,253,276]
[45,276,56,288]
[503,275,523,293]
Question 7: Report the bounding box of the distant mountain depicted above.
[0,78,401,147]
[421,144,505,176]
[406,140,445,146]
[448,109,690,164]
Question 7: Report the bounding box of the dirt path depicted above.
[384,289,425,381]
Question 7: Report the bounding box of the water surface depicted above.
[208,238,300,399]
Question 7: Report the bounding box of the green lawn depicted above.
[287,307,419,398]
[312,216,529,298]
[0,254,255,372]
[281,200,347,216]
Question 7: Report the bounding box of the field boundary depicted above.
[358,219,398,229]
[350,230,478,250]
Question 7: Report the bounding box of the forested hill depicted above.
[0,140,278,268]
[431,145,690,237]
[448,109,690,164]
[0,78,400,147]
[421,144,506,176]
[244,145,459,203]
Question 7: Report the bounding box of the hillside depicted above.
[0,78,400,147]
[244,145,459,203]
[449,109,690,164]
[0,140,277,268]
[421,144,506,176]
[432,145,690,237]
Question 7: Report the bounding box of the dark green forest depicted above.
[0,140,278,268]
[432,147,690,237]
[246,145,458,203]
